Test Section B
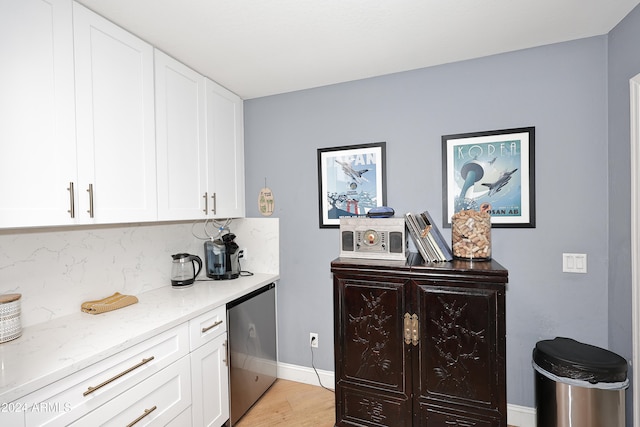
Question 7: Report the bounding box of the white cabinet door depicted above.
[73,3,157,224]
[191,333,230,427]
[0,0,77,228]
[206,80,246,219]
[155,50,208,220]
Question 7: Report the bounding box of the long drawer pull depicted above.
[202,320,223,333]
[83,356,155,397]
[86,183,94,218]
[67,182,75,218]
[203,192,208,214]
[126,405,157,427]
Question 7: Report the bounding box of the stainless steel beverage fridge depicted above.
[226,283,277,425]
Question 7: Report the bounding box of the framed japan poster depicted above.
[442,127,535,228]
[317,142,386,228]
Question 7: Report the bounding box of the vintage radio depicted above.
[339,217,406,261]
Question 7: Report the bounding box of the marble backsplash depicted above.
[0,218,279,328]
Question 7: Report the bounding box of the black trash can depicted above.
[533,337,628,427]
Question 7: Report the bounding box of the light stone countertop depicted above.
[0,273,279,403]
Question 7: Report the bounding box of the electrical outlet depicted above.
[239,248,247,260]
[310,332,318,348]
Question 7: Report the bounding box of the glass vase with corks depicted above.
[451,204,492,260]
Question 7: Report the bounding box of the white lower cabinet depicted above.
[12,306,232,426]
[189,307,230,427]
[70,356,191,426]
[191,334,229,427]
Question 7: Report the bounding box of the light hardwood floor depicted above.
[234,379,517,427]
[234,379,335,427]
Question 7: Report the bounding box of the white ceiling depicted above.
[75,0,639,100]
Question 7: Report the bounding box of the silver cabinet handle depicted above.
[86,183,94,218]
[211,192,217,214]
[67,182,75,218]
[203,192,208,214]
[83,356,155,397]
[126,405,157,427]
[202,320,223,334]
[223,339,228,367]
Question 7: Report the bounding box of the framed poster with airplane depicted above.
[317,142,386,228]
[442,127,536,228]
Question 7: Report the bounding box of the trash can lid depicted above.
[533,337,627,384]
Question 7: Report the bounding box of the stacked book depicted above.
[405,211,453,262]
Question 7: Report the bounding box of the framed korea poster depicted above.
[442,127,535,228]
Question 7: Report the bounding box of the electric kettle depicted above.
[171,253,202,288]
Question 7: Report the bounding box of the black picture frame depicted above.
[317,142,387,228]
[442,127,536,228]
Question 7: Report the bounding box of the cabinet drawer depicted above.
[25,325,188,426]
[189,305,226,350]
[71,356,191,426]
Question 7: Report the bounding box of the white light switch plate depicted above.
[563,253,587,273]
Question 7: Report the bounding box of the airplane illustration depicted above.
[335,160,369,184]
[481,169,518,196]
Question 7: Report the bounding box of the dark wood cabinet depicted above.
[331,258,507,427]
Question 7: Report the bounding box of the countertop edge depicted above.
[0,273,279,403]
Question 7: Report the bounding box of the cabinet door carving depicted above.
[335,276,412,426]
[415,283,504,426]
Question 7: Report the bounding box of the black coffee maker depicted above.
[204,233,240,280]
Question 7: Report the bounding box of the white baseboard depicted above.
[276,362,536,427]
[277,361,335,390]
[507,403,536,427]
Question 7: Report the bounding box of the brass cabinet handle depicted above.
[411,314,419,346]
[211,193,217,214]
[126,405,157,427]
[203,192,208,214]
[86,183,94,218]
[404,313,412,345]
[404,313,419,346]
[67,182,75,218]
[83,356,155,397]
[202,320,223,333]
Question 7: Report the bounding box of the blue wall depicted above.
[244,34,617,409]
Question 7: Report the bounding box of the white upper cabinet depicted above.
[0,0,77,228]
[155,50,208,221]
[73,2,157,224]
[206,80,246,219]
[0,0,243,228]
[155,51,245,221]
